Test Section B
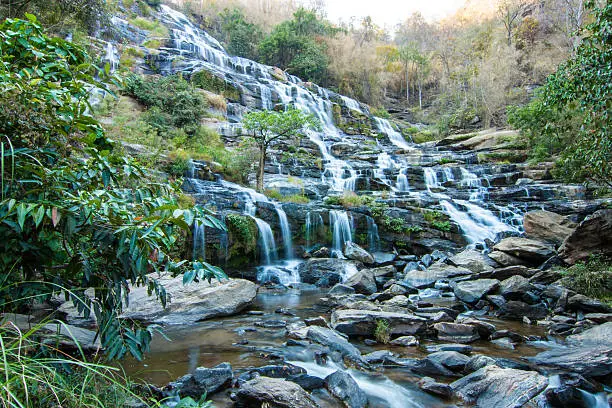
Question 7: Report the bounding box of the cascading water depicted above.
[440,200,516,244]
[254,218,277,265]
[192,220,206,261]
[374,117,413,149]
[274,204,293,259]
[329,210,353,258]
[396,168,410,192]
[103,41,119,73]
[366,216,380,253]
[305,212,324,250]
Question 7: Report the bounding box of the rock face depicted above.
[167,363,233,398]
[433,322,480,343]
[497,301,548,321]
[559,209,612,264]
[451,366,548,408]
[236,376,319,408]
[493,237,555,265]
[343,242,374,264]
[523,210,576,245]
[499,276,535,301]
[452,279,500,304]
[325,370,367,408]
[331,309,427,337]
[121,277,256,324]
[298,258,360,287]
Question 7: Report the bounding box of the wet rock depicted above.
[425,343,473,354]
[486,295,507,308]
[451,366,548,407]
[403,261,420,273]
[390,335,419,346]
[236,376,319,408]
[325,370,367,408]
[40,322,100,352]
[490,330,526,342]
[497,301,548,321]
[418,377,452,399]
[343,269,377,295]
[167,363,233,398]
[452,279,500,304]
[499,275,536,301]
[298,259,361,287]
[558,209,612,264]
[433,322,480,343]
[306,326,365,367]
[493,237,556,265]
[403,262,472,288]
[479,265,538,280]
[529,270,562,285]
[311,247,330,258]
[584,313,612,324]
[363,350,394,364]
[287,321,309,340]
[426,351,470,372]
[566,321,612,346]
[343,242,375,264]
[331,309,427,337]
[456,318,496,338]
[304,316,327,327]
[448,249,496,273]
[523,210,576,246]
[121,277,256,324]
[488,250,528,267]
[367,265,396,277]
[410,357,456,377]
[287,374,325,391]
[383,295,411,308]
[542,373,601,408]
[567,294,612,313]
[491,337,515,349]
[465,355,497,372]
[328,284,355,296]
[255,320,287,328]
[238,364,306,383]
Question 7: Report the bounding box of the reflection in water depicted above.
[188,346,200,374]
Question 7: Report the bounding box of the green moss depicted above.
[191,70,240,100]
[371,108,390,119]
[143,39,163,49]
[560,255,612,302]
[423,210,452,232]
[477,151,527,163]
[226,213,258,258]
[128,17,168,38]
[411,130,436,144]
[374,319,391,343]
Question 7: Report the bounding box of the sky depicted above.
[321,0,467,27]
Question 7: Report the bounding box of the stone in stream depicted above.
[558,209,612,264]
[343,269,377,295]
[390,335,419,346]
[488,250,528,267]
[493,237,556,265]
[287,374,325,391]
[343,242,374,264]
[120,277,256,324]
[476,265,538,281]
[418,377,453,399]
[523,210,576,246]
[464,355,497,372]
[166,362,233,398]
[566,294,612,313]
[236,376,319,408]
[298,258,361,287]
[448,249,496,273]
[499,275,536,301]
[325,370,368,408]
[328,283,355,296]
[306,326,366,367]
[451,279,500,304]
[425,344,473,354]
[450,366,548,408]
[237,363,306,383]
[497,300,548,321]
[403,262,472,288]
[363,350,394,364]
[331,309,427,337]
[433,322,480,343]
[425,351,470,372]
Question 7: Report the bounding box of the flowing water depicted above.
[329,210,353,258]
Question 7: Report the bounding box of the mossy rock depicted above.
[225,213,258,260]
[191,70,241,101]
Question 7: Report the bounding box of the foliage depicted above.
[0,17,225,360]
[374,319,391,344]
[125,74,207,135]
[225,213,258,256]
[371,108,391,119]
[219,8,263,60]
[423,210,452,231]
[280,193,310,204]
[560,255,612,302]
[509,1,612,188]
[127,17,169,38]
[243,108,319,191]
[191,69,240,100]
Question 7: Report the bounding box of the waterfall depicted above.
[305,211,324,250]
[340,95,363,113]
[192,220,206,261]
[274,204,293,259]
[396,168,410,192]
[104,41,119,72]
[366,216,380,252]
[459,167,487,201]
[254,217,277,264]
[440,200,516,245]
[374,117,412,149]
[260,85,273,110]
[329,210,352,258]
[424,168,440,191]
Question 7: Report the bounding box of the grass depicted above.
[560,255,612,302]
[203,92,227,111]
[128,17,169,38]
[324,191,373,208]
[374,319,391,344]
[264,189,310,204]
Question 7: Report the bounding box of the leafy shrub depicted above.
[560,255,612,301]
[191,70,240,100]
[167,149,192,177]
[128,17,168,37]
[281,194,310,204]
[264,189,283,200]
[374,319,391,344]
[371,108,390,118]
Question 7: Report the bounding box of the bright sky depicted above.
[322,0,467,27]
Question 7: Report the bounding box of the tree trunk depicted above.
[418,78,423,110]
[405,63,410,104]
[257,145,266,192]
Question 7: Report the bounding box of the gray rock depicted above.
[306,326,365,366]
[236,376,319,408]
[344,269,377,295]
[488,251,528,267]
[452,279,500,304]
[523,210,576,246]
[325,370,367,408]
[499,275,535,301]
[493,237,556,265]
[331,309,427,337]
[465,355,497,372]
[448,249,496,273]
[433,322,480,343]
[238,364,306,383]
[287,374,325,391]
[168,363,233,398]
[567,294,612,313]
[403,262,472,288]
[298,258,361,287]
[328,284,356,296]
[451,366,548,407]
[497,301,548,321]
[343,242,374,264]
[530,345,611,377]
[426,351,470,372]
[121,277,256,324]
[566,322,612,346]
[390,335,419,346]
[363,350,394,364]
[559,209,612,264]
[304,316,327,327]
[425,344,473,354]
[40,322,100,352]
[418,377,452,399]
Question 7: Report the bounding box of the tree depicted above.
[0,16,225,360]
[497,0,531,46]
[219,7,263,60]
[243,108,319,191]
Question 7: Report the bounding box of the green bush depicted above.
[560,255,612,302]
[191,70,240,100]
[374,319,391,344]
[371,108,391,118]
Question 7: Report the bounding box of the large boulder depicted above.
[426,351,471,372]
[493,237,555,265]
[452,279,500,304]
[343,269,377,295]
[298,258,360,287]
[167,363,233,398]
[487,251,528,267]
[121,277,256,324]
[331,309,427,337]
[448,249,496,273]
[523,210,576,246]
[497,301,548,321]
[343,242,374,264]
[403,262,472,289]
[325,370,367,408]
[451,366,548,407]
[499,275,535,301]
[433,323,480,343]
[236,376,319,408]
[306,326,365,366]
[559,209,612,264]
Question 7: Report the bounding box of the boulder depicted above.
[433,323,480,343]
[331,309,427,337]
[448,249,496,273]
[452,279,500,304]
[390,335,419,347]
[523,210,576,245]
[426,351,470,372]
[328,284,356,296]
[418,377,452,399]
[497,301,548,321]
[306,326,365,366]
[121,277,256,324]
[238,364,306,383]
[426,344,473,354]
[40,322,100,352]
[343,242,375,264]
[287,374,325,391]
[465,355,497,372]
[566,322,612,346]
[559,209,612,264]
[403,262,472,288]
[343,269,377,295]
[451,366,548,407]
[499,275,535,301]
[325,370,367,408]
[493,237,555,265]
[236,376,319,408]
[298,258,360,287]
[488,251,528,267]
[167,363,233,398]
[567,294,612,313]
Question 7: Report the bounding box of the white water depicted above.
[440,200,515,244]
[103,41,119,72]
[329,210,353,258]
[366,216,380,252]
[192,220,206,261]
[274,204,293,259]
[396,168,410,192]
[254,217,277,265]
[257,259,301,285]
[305,212,324,250]
[374,117,412,150]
